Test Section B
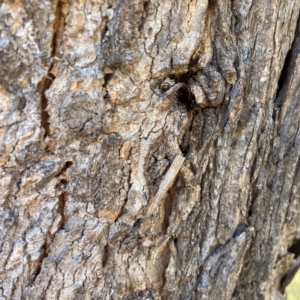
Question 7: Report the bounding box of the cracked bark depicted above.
[1,0,300,299]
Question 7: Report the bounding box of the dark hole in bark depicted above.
[60,179,68,186]
[288,238,300,258]
[103,73,113,88]
[173,238,179,254]
[180,143,190,156]
[143,1,149,11]
[248,208,253,217]
[63,161,73,169]
[177,85,196,110]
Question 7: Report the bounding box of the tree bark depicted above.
[1,0,300,299]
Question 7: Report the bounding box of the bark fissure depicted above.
[58,192,68,230]
[38,74,55,139]
[51,1,67,58]
[275,48,292,103]
[37,0,69,139]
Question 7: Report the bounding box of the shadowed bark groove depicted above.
[38,73,55,138]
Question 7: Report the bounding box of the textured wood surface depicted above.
[0,0,300,299]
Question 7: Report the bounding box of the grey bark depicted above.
[0,0,300,299]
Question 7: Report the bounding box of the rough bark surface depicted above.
[1,0,300,299]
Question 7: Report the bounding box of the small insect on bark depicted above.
[146,154,185,217]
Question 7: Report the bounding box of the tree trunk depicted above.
[1,0,300,299]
